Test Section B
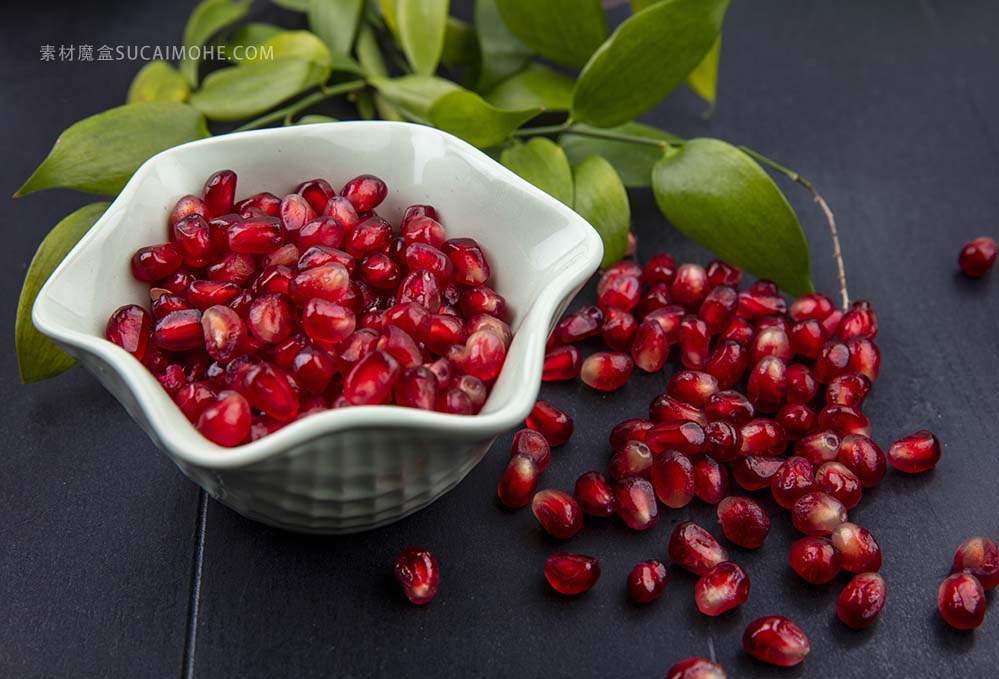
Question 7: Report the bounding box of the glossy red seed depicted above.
[394,547,439,605]
[669,522,728,575]
[672,263,709,308]
[834,434,885,487]
[704,390,754,425]
[532,489,583,539]
[667,370,719,407]
[649,394,707,426]
[646,421,705,455]
[202,170,236,218]
[666,657,727,679]
[704,420,741,462]
[154,309,204,351]
[598,274,641,311]
[463,329,507,381]
[818,404,871,437]
[581,351,633,391]
[574,471,617,517]
[498,455,539,508]
[608,440,653,480]
[695,561,750,616]
[788,319,826,358]
[952,538,999,590]
[938,573,986,630]
[543,345,581,381]
[400,204,439,230]
[737,290,787,322]
[958,236,997,277]
[600,307,638,351]
[296,216,345,251]
[837,300,878,340]
[402,216,447,250]
[739,418,786,456]
[814,461,862,509]
[227,216,283,254]
[631,320,670,372]
[173,214,213,267]
[720,316,755,346]
[200,305,246,362]
[693,456,729,504]
[236,191,281,218]
[106,304,151,359]
[614,477,659,530]
[557,306,604,344]
[289,262,351,306]
[460,284,508,320]
[544,553,600,595]
[643,253,676,285]
[717,496,769,549]
[845,337,880,381]
[837,572,886,629]
[743,616,809,668]
[792,492,847,536]
[789,536,841,584]
[156,364,186,394]
[244,293,294,345]
[343,350,400,405]
[731,456,784,491]
[609,418,654,449]
[527,400,573,446]
[634,283,674,318]
[771,456,816,509]
[388,366,435,410]
[704,341,749,390]
[290,346,336,394]
[776,403,817,440]
[627,559,669,603]
[174,381,217,422]
[750,326,792,363]
[302,299,356,346]
[196,390,250,447]
[747,356,787,413]
[243,362,299,421]
[699,285,738,334]
[341,174,387,212]
[795,430,841,466]
[346,216,393,258]
[814,340,851,383]
[831,522,882,573]
[131,243,183,282]
[169,194,207,226]
[678,316,711,369]
[651,451,695,508]
[887,430,941,473]
[826,372,871,409]
[279,193,317,240]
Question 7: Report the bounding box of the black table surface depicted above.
[3,1,999,677]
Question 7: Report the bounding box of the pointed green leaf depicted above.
[308,0,364,55]
[495,0,606,68]
[295,114,338,124]
[652,138,812,295]
[475,0,531,92]
[127,61,189,104]
[379,0,400,38]
[500,138,573,206]
[222,23,283,61]
[244,30,333,66]
[442,17,481,69]
[397,0,449,75]
[16,103,210,197]
[572,155,629,268]
[370,75,460,118]
[629,0,659,10]
[356,26,403,120]
[428,90,539,148]
[572,0,728,127]
[272,0,309,9]
[485,63,574,111]
[189,59,330,121]
[560,122,678,188]
[687,36,721,106]
[17,203,109,383]
[181,0,251,85]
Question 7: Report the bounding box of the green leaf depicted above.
[687,35,721,106]
[397,0,449,76]
[495,0,606,68]
[356,26,404,120]
[16,203,109,383]
[245,30,333,66]
[629,0,659,10]
[370,75,460,118]
[295,114,338,124]
[442,17,481,69]
[308,0,364,55]
[572,0,728,127]
[16,103,210,197]
[560,122,679,188]
[474,0,531,92]
[499,137,573,207]
[189,59,330,121]
[485,63,574,111]
[652,138,812,295]
[181,0,251,85]
[572,155,630,268]
[429,90,539,148]
[379,0,400,38]
[222,23,283,61]
[127,61,189,104]
[272,0,310,10]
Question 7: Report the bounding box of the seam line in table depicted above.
[181,489,208,679]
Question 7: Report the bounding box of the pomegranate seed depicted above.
[532,489,583,539]
[236,191,281,218]
[776,403,817,440]
[739,418,786,456]
[717,496,769,549]
[788,293,831,323]
[598,274,641,311]
[227,216,282,254]
[511,429,551,471]
[814,340,851,383]
[750,326,791,363]
[695,561,750,616]
[609,418,654,449]
[837,572,886,629]
[836,300,878,341]
[206,252,256,286]
[159,270,195,296]
[795,430,841,466]
[649,394,707,426]
[527,400,573,446]
[958,236,997,277]
[156,364,186,394]
[401,204,439,229]
[770,456,816,509]
[699,285,738,334]
[278,193,317,240]
[627,559,669,603]
[289,262,351,306]
[887,430,941,473]
[706,259,740,287]
[788,319,825,358]
[693,456,729,504]
[391,366,436,410]
[704,390,754,425]
[196,389,252,448]
[543,345,581,381]
[826,372,871,408]
[131,243,182,282]
[747,356,787,413]
[544,553,600,595]
[498,455,539,508]
[464,330,507,381]
[581,351,633,391]
[814,461,862,509]
[292,178,333,214]
[298,245,354,273]
[343,350,400,405]
[202,170,236,218]
[651,450,695,508]
[600,307,638,351]
[608,440,653,480]
[341,174,387,212]
[302,299,356,346]
[173,214,213,267]
[394,547,439,605]
[669,522,728,575]
[845,337,880,382]
[704,340,749,389]
[242,362,299,421]
[186,280,239,310]
[336,328,377,375]
[574,471,617,517]
[106,304,151,359]
[836,434,886,487]
[671,263,709,308]
[154,309,204,351]
[384,304,432,344]
[322,195,362,232]
[678,316,711,369]
[557,306,603,343]
[174,381,217,422]
[151,292,192,319]
[953,538,999,590]
[169,194,206,225]
[291,346,336,394]
[831,522,882,573]
[667,370,719,407]
[755,315,788,333]
[742,616,809,667]
[245,293,294,345]
[738,290,787,322]
[731,455,784,490]
[404,216,447,249]
[643,305,685,340]
[637,282,674,318]
[720,316,755,345]
[347,216,393,258]
[646,421,705,455]
[643,253,676,285]
[666,657,726,679]
[630,321,670,372]
[792,492,847,536]
[938,572,986,630]
[452,372,488,413]
[704,420,740,462]
[817,404,871,437]
[200,305,246,362]
[613,477,658,530]
[789,536,841,584]
[466,314,512,348]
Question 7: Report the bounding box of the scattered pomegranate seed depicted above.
[631,321,670,372]
[498,455,539,508]
[646,421,705,455]
[672,263,709,308]
[669,521,728,575]
[695,561,750,616]
[738,418,786,456]
[836,572,886,629]
[608,418,654,448]
[651,450,695,508]
[792,492,847,536]
[667,370,719,407]
[627,559,669,603]
[580,351,634,391]
[789,536,841,584]
[770,456,816,509]
[608,440,653,480]
[394,547,439,605]
[836,434,886,487]
[887,430,941,473]
[742,616,810,667]
[957,236,997,278]
[952,537,999,590]
[527,400,574,446]
[830,522,882,573]
[544,553,600,595]
[717,496,770,548]
[649,394,707,426]
[693,456,729,504]
[666,657,727,679]
[543,345,581,381]
[106,304,151,359]
[531,489,583,539]
[704,420,740,462]
[511,429,550,472]
[196,390,250,447]
[613,477,658,530]
[704,390,754,425]
[574,471,617,517]
[937,572,986,630]
[814,461,862,509]
[601,307,638,351]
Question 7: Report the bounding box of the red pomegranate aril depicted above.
[720,316,755,346]
[159,271,195,296]
[244,293,293,345]
[346,216,393,258]
[704,390,754,425]
[242,362,299,421]
[789,292,834,323]
[953,538,999,590]
[837,299,879,340]
[743,616,809,668]
[792,492,847,536]
[770,456,816,509]
[815,340,851,383]
[292,178,334,214]
[341,174,387,212]
[717,496,769,549]
[598,274,641,311]
[298,216,346,251]
[821,308,843,338]
[289,262,351,307]
[131,243,183,282]
[376,325,421,369]
[693,456,729,504]
[776,403,817,440]
[627,559,668,603]
[402,216,447,250]
[737,290,787,322]
[667,370,719,407]
[837,572,886,629]
[670,522,728,575]
[527,400,573,446]
[226,216,282,254]
[106,304,151,359]
[608,440,653,480]
[831,522,882,573]
[667,657,726,679]
[613,477,658,530]
[169,194,206,226]
[747,356,787,413]
[302,299,356,346]
[795,430,841,466]
[789,536,841,584]
[647,421,705,455]
[750,327,791,364]
[298,246,353,273]
[704,341,749,390]
[887,429,941,473]
[739,418,786,456]
[609,418,654,449]
[202,170,236,218]
[151,292,192,319]
[649,394,707,426]
[261,243,299,269]
[498,455,539,508]
[264,334,310,369]
[157,365,187,394]
[439,239,489,287]
[403,242,452,281]
[631,321,670,373]
[958,236,997,277]
[196,390,250,447]
[186,280,239,310]
[845,337,880,381]
[581,351,633,391]
[394,547,439,605]
[600,307,638,351]
[451,374,487,412]
[511,429,551,472]
[462,329,505,381]
[695,561,750,616]
[643,253,676,285]
[818,404,871,437]
[465,314,512,348]
[235,191,281,218]
[834,434,886,488]
[826,372,871,409]
[532,489,583,539]
[574,471,616,517]
[814,461,862,509]
[704,420,740,462]
[543,345,581,381]
[343,350,400,405]
[705,259,740,287]
[678,316,711,369]
[698,285,738,334]
[201,305,246,362]
[155,309,204,351]
[174,381,217,422]
[732,455,784,491]
[206,252,256,286]
[291,346,336,394]
[173,214,213,267]
[322,195,361,231]
[938,573,986,630]
[279,193,317,239]
[557,306,603,344]
[671,263,709,308]
[788,319,825,358]
[401,204,439,229]
[783,365,817,405]
[651,451,695,508]
[545,553,600,595]
[395,270,441,312]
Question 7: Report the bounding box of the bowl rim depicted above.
[32,121,603,469]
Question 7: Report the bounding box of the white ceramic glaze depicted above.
[32,121,603,533]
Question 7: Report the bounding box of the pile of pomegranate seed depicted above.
[105,170,511,446]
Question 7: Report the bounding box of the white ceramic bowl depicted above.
[32,121,603,533]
